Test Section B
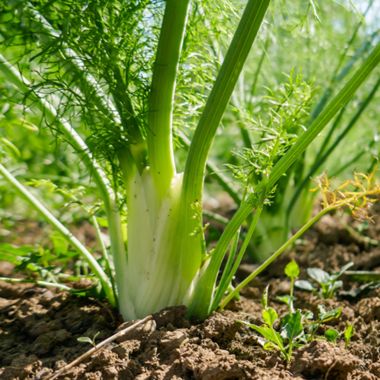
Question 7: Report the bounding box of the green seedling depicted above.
[296,262,354,299]
[243,297,342,362]
[77,331,100,347]
[324,328,340,343]
[242,260,345,362]
[277,260,300,312]
[306,304,342,341]
[324,322,354,346]
[242,288,304,362]
[344,324,354,348]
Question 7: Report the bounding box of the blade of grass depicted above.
[212,203,264,311]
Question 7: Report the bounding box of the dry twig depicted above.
[44,315,153,380]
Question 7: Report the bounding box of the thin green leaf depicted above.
[77,337,94,345]
[335,262,354,278]
[1,137,21,158]
[318,306,342,322]
[344,324,354,347]
[262,307,278,326]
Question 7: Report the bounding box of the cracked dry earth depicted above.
[1,206,380,379]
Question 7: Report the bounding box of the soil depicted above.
[1,206,380,380]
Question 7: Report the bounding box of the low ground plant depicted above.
[241,260,354,362]
[296,262,354,299]
[0,1,379,321]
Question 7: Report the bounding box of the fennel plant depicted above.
[0,0,379,321]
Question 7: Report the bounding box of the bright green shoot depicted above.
[241,261,346,362]
[296,262,354,299]
[0,1,379,321]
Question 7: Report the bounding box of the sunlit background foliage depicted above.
[0,0,379,256]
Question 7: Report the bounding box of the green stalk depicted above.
[219,206,334,309]
[249,33,270,100]
[91,215,114,282]
[177,131,240,204]
[0,163,115,305]
[147,0,190,197]
[220,228,242,289]
[211,204,264,311]
[0,55,129,313]
[189,41,380,319]
[182,0,270,319]
[0,277,74,292]
[182,0,270,210]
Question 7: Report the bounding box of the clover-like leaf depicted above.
[263,307,278,327]
[307,267,330,284]
[325,328,339,342]
[285,260,300,279]
[282,310,303,340]
[295,280,315,292]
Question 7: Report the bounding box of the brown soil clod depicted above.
[1,207,380,379]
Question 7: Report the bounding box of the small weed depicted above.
[344,323,354,348]
[295,262,353,299]
[241,287,303,362]
[241,260,350,363]
[77,331,100,347]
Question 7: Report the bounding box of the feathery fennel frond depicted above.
[228,72,314,190]
[0,0,160,166]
